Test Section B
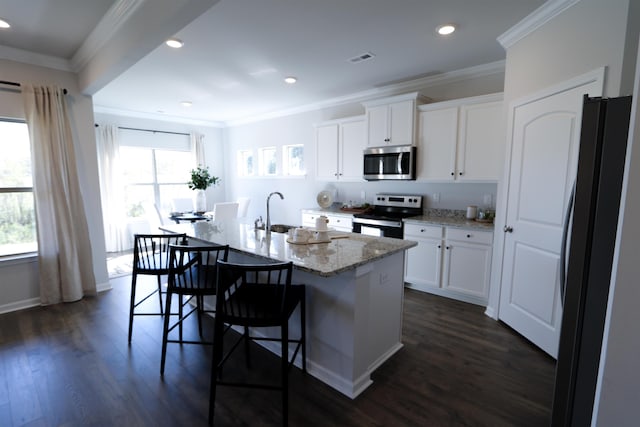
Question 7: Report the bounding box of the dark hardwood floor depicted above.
[0,275,555,426]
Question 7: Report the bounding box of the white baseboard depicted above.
[0,297,40,314]
[97,281,112,292]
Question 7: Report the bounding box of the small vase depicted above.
[194,189,206,213]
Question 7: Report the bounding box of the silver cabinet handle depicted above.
[503,226,513,233]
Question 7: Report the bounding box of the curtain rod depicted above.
[95,123,190,137]
[0,80,68,94]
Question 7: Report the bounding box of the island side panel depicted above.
[296,251,406,399]
[362,251,405,374]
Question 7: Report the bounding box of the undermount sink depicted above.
[257,224,296,233]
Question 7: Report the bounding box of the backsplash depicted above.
[423,208,467,219]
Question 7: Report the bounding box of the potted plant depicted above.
[188,166,219,212]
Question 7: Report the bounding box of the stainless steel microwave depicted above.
[363,145,416,180]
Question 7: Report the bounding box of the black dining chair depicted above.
[160,242,229,375]
[209,260,306,426]
[128,233,187,343]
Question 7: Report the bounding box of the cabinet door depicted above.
[417,108,458,180]
[316,124,339,180]
[442,241,492,299]
[366,104,389,147]
[388,100,415,146]
[339,119,366,180]
[457,101,504,181]
[404,236,442,288]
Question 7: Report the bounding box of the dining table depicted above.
[169,212,209,224]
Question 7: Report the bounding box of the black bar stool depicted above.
[128,233,187,343]
[160,241,229,375]
[209,260,306,426]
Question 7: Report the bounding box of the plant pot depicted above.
[194,189,206,213]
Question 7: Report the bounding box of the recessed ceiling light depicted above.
[0,18,10,29]
[437,24,456,36]
[180,101,192,107]
[166,38,184,48]
[284,76,297,84]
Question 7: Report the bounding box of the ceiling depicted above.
[0,0,546,126]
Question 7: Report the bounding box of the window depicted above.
[119,146,193,218]
[258,146,277,176]
[283,144,305,176]
[237,149,254,177]
[0,120,37,256]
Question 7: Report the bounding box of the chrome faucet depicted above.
[266,191,284,233]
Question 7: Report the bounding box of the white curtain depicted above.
[191,132,205,166]
[22,84,96,304]
[96,124,127,252]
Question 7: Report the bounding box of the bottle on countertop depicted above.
[466,205,478,219]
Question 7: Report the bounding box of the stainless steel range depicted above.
[352,194,423,238]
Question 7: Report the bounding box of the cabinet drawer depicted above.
[404,223,442,239]
[445,227,493,245]
[327,214,352,229]
[302,212,318,226]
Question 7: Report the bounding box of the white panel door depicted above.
[366,105,388,147]
[417,108,458,180]
[316,124,339,180]
[339,119,365,181]
[443,241,492,299]
[499,75,603,357]
[457,101,504,181]
[388,100,414,146]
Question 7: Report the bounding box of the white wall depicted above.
[223,75,503,227]
[0,59,108,311]
[503,0,636,103]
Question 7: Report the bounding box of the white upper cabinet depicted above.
[362,92,422,147]
[417,93,504,181]
[315,116,365,181]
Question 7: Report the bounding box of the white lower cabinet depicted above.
[302,211,353,232]
[404,223,493,306]
[404,224,443,288]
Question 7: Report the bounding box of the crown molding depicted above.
[0,45,72,72]
[71,0,144,72]
[225,60,506,127]
[93,104,226,128]
[94,60,505,128]
[497,0,581,49]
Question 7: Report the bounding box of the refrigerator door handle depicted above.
[559,180,576,305]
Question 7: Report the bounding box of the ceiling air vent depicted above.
[348,52,376,64]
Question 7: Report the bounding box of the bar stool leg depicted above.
[128,273,138,343]
[282,321,289,427]
[160,289,173,375]
[157,275,164,315]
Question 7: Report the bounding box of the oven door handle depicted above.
[397,152,404,173]
[352,217,402,228]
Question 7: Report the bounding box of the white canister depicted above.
[315,215,329,230]
[466,205,478,219]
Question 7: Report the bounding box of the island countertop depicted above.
[160,220,417,277]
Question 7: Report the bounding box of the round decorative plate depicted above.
[316,190,333,208]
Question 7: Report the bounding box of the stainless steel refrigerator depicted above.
[552,95,633,426]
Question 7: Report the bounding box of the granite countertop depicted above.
[161,220,416,277]
[302,203,368,216]
[403,208,495,231]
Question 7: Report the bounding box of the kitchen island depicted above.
[161,220,417,398]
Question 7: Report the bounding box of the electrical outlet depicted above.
[360,190,366,201]
[483,194,492,206]
[433,193,440,203]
